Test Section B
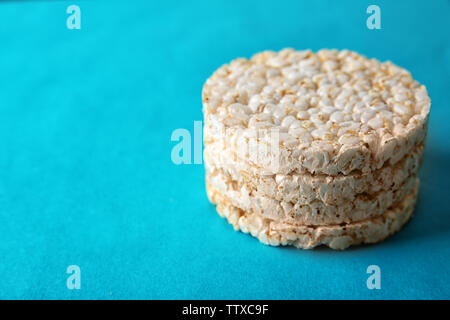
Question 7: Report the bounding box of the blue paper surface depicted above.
[0,0,449,299]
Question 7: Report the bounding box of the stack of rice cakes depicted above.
[202,49,430,250]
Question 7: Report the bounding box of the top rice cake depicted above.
[202,49,430,176]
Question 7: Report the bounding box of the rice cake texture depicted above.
[206,168,418,226]
[202,48,429,249]
[203,49,430,175]
[206,180,418,250]
[204,142,423,205]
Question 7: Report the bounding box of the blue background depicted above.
[0,0,449,299]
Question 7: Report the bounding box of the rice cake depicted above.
[204,142,423,205]
[207,179,418,250]
[206,169,417,226]
[203,49,430,176]
[202,48,429,249]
